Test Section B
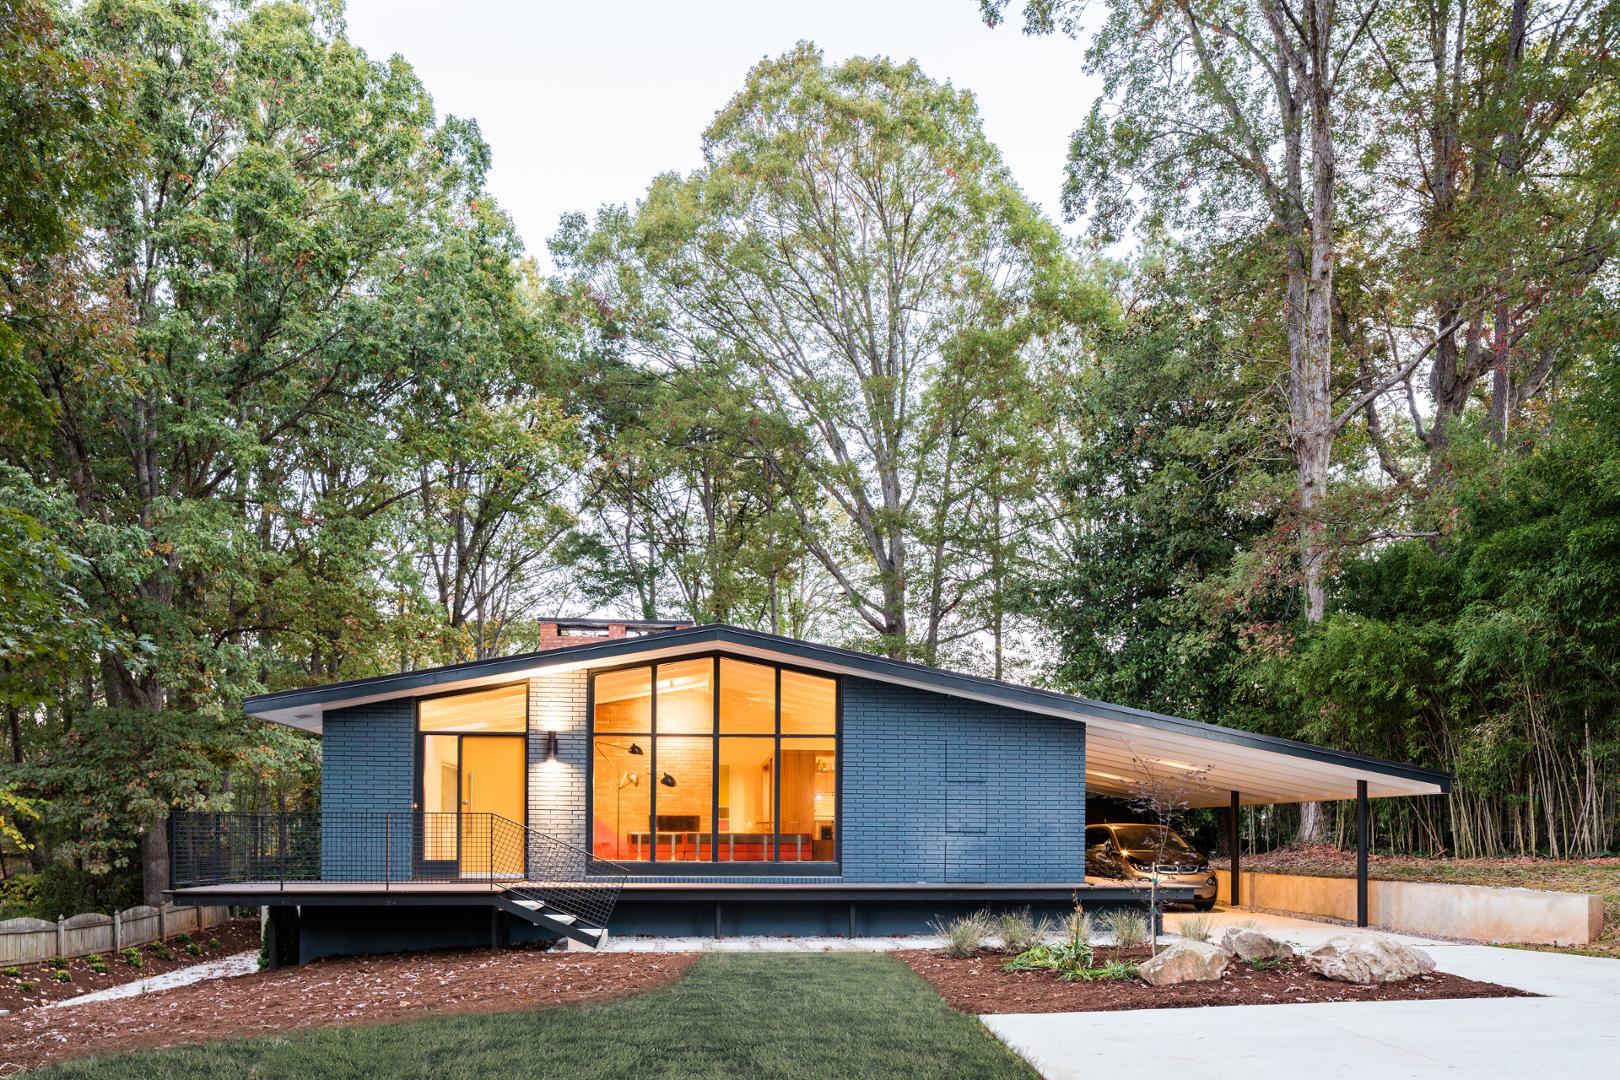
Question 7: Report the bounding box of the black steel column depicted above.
[1356,779,1369,927]
[1228,790,1241,908]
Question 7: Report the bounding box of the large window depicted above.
[590,656,837,864]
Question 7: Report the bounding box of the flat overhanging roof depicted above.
[245,624,1449,807]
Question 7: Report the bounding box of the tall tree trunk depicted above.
[141,817,169,906]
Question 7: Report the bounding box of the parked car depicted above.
[1084,823,1218,910]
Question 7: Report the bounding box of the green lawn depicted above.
[35,953,1037,1079]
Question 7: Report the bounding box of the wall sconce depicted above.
[660,772,677,788]
[544,731,559,762]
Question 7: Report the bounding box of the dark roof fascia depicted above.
[242,624,736,715]
[245,623,1451,792]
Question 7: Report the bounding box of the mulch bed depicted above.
[0,919,262,1013]
[897,945,1534,1014]
[0,943,696,1073]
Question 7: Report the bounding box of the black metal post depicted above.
[384,814,391,891]
[1228,790,1241,908]
[166,815,176,892]
[1356,780,1369,927]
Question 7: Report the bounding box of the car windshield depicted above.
[1110,826,1198,857]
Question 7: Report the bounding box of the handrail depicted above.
[169,811,629,932]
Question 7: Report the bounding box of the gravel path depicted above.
[45,951,260,1009]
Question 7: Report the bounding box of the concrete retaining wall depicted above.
[1216,869,1603,946]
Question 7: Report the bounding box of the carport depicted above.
[1078,713,1451,926]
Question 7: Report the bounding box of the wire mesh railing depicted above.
[169,811,629,931]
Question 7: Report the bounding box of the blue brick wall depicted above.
[314,672,1085,886]
[841,676,1084,883]
[320,699,415,880]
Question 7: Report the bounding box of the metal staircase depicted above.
[169,811,630,949]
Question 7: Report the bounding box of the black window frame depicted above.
[585,653,842,876]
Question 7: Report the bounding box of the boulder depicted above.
[1137,940,1230,986]
[1219,927,1294,962]
[1306,935,1436,984]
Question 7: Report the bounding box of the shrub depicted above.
[207,937,222,950]
[929,910,993,957]
[85,952,103,964]
[1178,915,1214,943]
[1069,958,1137,982]
[18,981,34,992]
[150,942,174,961]
[186,943,201,956]
[47,956,67,970]
[52,969,71,982]
[120,947,142,968]
[3,966,20,978]
[90,960,108,974]
[1247,957,1285,972]
[176,932,193,944]
[1103,908,1150,947]
[995,909,1049,954]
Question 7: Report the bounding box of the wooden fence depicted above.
[0,903,234,965]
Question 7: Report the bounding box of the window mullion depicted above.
[772,665,782,863]
[711,655,720,862]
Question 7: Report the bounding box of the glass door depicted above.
[460,735,525,876]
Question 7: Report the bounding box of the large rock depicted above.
[1219,927,1294,962]
[1306,935,1437,984]
[1137,940,1230,986]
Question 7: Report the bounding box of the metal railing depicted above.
[169,811,628,932]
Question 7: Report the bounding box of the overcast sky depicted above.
[340,0,1100,265]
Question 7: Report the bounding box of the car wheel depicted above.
[1193,900,1215,912]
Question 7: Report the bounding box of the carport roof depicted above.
[244,623,1449,807]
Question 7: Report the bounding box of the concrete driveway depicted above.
[983,909,1618,1080]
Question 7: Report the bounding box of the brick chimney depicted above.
[535,618,695,651]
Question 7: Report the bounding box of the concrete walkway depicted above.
[984,909,1619,1080]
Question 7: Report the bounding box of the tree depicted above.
[1027,248,1294,723]
[11,0,509,901]
[561,44,1107,661]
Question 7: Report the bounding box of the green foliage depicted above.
[0,863,140,921]
[52,968,71,982]
[562,43,1111,662]
[185,942,200,956]
[149,941,172,961]
[119,946,140,968]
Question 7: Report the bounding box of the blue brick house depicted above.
[169,622,1449,963]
